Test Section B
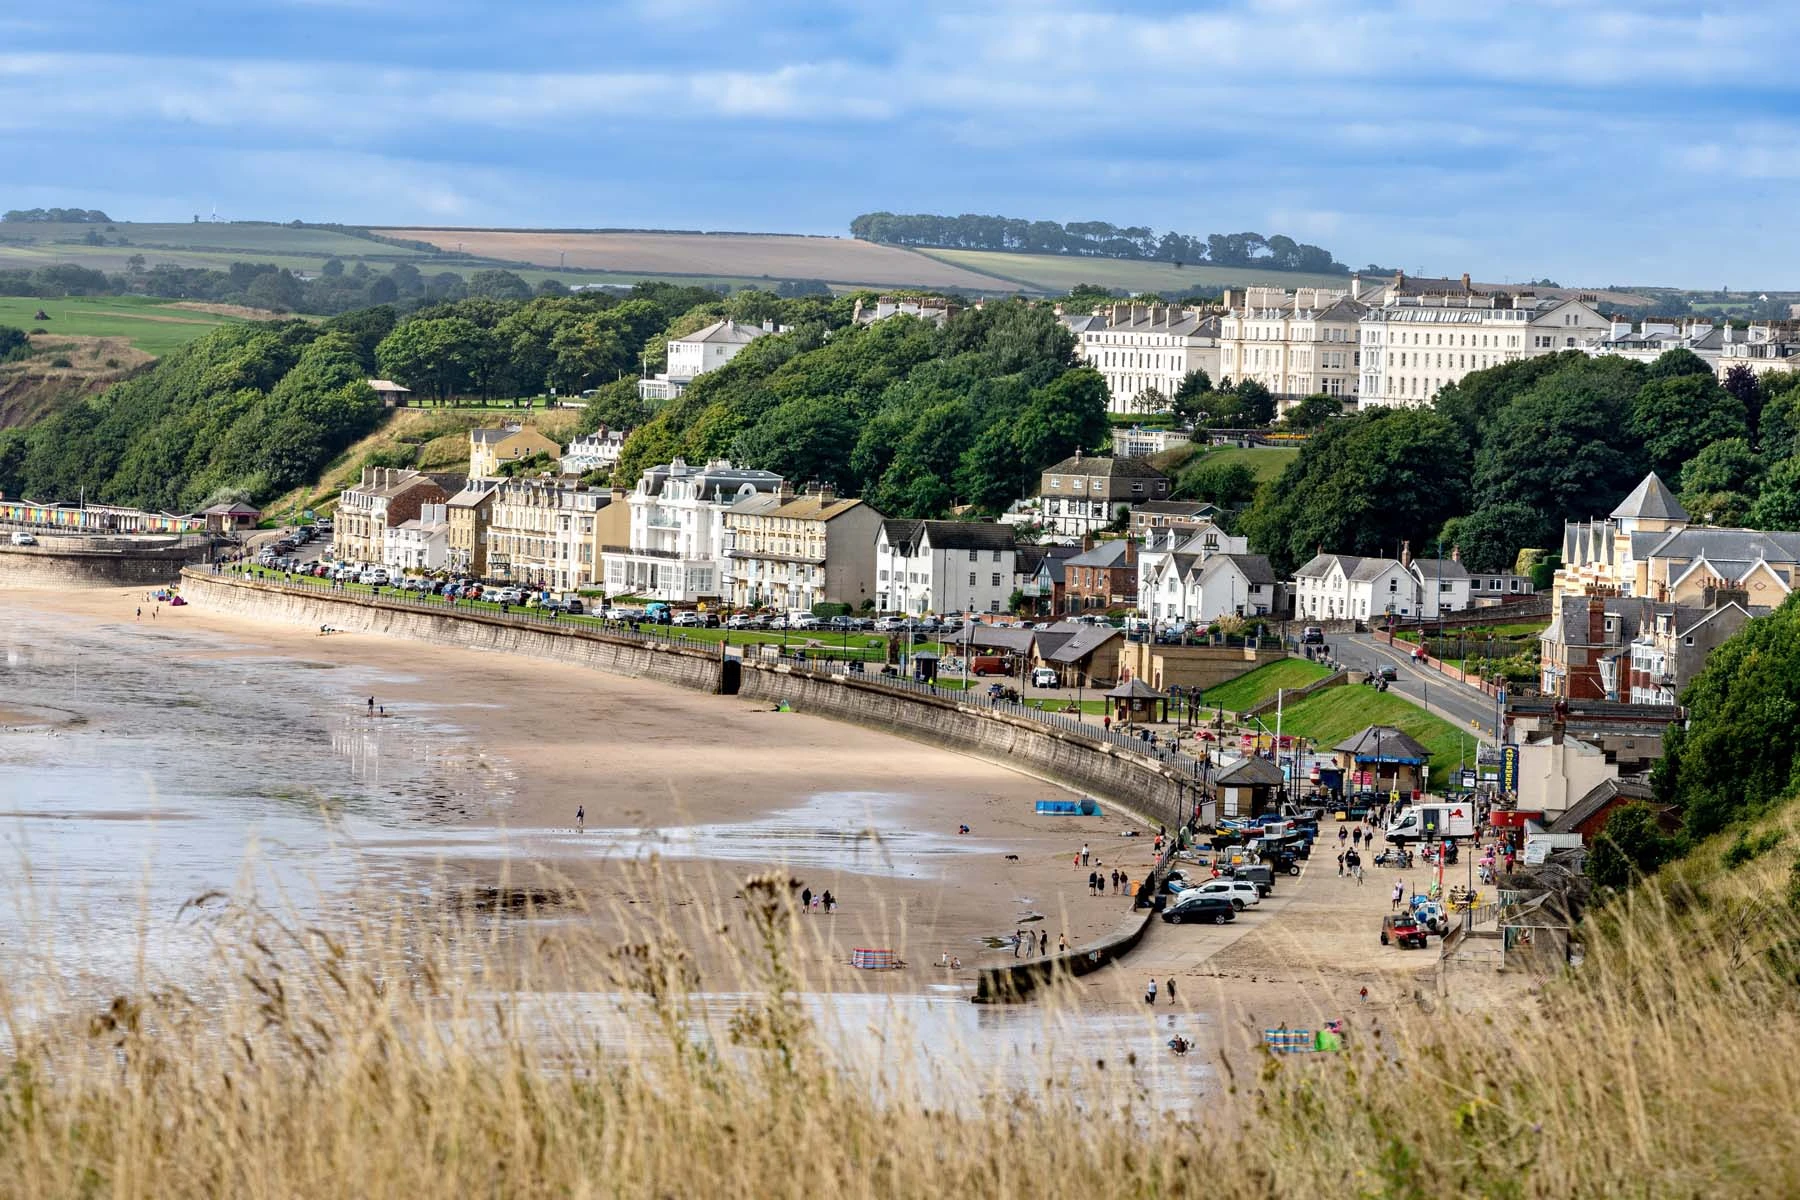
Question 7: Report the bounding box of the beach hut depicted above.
[1333,725,1432,798]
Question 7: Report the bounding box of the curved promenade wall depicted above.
[0,539,213,588]
[180,569,1193,1001]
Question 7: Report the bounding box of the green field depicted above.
[0,295,244,355]
[1266,684,1479,779]
[917,248,1354,296]
[0,221,433,259]
[1204,657,1333,713]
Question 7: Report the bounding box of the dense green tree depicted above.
[1678,437,1762,526]
[1722,363,1767,436]
[1231,378,1276,426]
[1757,376,1800,459]
[1434,353,1582,446]
[466,269,532,301]
[1630,371,1747,480]
[1280,393,1343,431]
[1472,357,1648,543]
[1655,593,1800,841]
[731,395,859,492]
[1586,803,1676,889]
[0,324,28,362]
[1747,456,1800,531]
[1177,460,1257,507]
[375,317,486,401]
[1435,502,1547,574]
[1170,368,1212,426]
[1242,408,1469,574]
[1645,347,1713,380]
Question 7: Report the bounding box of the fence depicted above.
[205,566,1211,775]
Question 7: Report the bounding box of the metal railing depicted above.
[198,566,1205,776]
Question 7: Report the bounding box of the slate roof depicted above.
[1610,472,1688,522]
[1213,755,1285,787]
[1350,557,1406,582]
[1642,527,1800,566]
[1104,677,1166,699]
[960,626,1038,654]
[1333,725,1432,762]
[1132,500,1218,516]
[1411,557,1470,580]
[1066,539,1134,569]
[920,520,1016,553]
[1201,552,1278,586]
[1044,624,1123,664]
[1547,777,1654,834]
[673,319,771,346]
[1294,553,1363,580]
[1042,454,1167,481]
[446,484,497,508]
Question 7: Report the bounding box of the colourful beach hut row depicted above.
[0,497,208,534]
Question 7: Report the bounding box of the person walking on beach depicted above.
[1144,977,1157,1005]
[1391,881,1404,911]
[1058,933,1067,954]
[801,886,812,913]
[1038,930,1048,955]
[135,607,141,621]
[1337,851,1345,877]
[1339,825,1348,846]
[575,805,585,832]
[1166,977,1176,1005]
[822,890,834,913]
[1013,930,1023,958]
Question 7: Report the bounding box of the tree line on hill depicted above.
[2,208,112,223]
[849,211,1394,275]
[1241,350,1800,576]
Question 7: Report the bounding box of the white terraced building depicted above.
[601,458,784,601]
[1358,281,1609,409]
[1062,303,1222,414]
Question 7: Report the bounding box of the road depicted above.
[1328,632,1503,745]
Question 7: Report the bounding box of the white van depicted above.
[9,531,37,546]
[1031,667,1060,688]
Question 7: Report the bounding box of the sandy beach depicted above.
[0,585,1167,994]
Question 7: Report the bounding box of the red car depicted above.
[1380,913,1428,949]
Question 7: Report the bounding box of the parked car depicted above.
[1232,864,1277,895]
[9,531,37,546]
[1191,879,1261,911]
[1381,912,1429,949]
[1030,667,1060,688]
[874,616,907,633]
[1301,625,1325,644]
[673,611,704,627]
[1162,894,1237,925]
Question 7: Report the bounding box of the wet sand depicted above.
[0,586,1165,994]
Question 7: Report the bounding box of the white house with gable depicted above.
[638,320,783,402]
[600,458,784,600]
[1293,545,1472,622]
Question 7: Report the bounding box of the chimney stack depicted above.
[1451,544,1461,564]
[1461,272,1472,291]
[1400,540,1413,568]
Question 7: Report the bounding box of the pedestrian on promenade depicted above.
[1339,826,1348,845]
[1337,851,1345,877]
[575,805,584,832]
[1354,863,1364,885]
[1103,715,1112,733]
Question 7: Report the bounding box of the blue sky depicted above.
[2,0,1795,287]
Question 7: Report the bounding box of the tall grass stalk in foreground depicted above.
[3,860,1800,1198]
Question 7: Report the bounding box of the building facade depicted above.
[601,459,784,601]
[485,480,612,591]
[384,503,449,574]
[722,489,885,612]
[560,428,628,476]
[1291,546,1471,622]
[445,484,496,578]
[1217,286,1369,405]
[1064,303,1222,414]
[1036,453,1171,539]
[468,425,562,480]
[638,320,777,402]
[1358,289,1609,408]
[1063,538,1137,611]
[873,520,1018,615]
[335,467,450,567]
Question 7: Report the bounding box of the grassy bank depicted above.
[0,294,246,355]
[1270,682,1478,773]
[1204,657,1333,713]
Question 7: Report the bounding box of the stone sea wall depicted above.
[0,539,211,588]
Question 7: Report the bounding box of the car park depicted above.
[673,611,704,627]
[1162,894,1236,925]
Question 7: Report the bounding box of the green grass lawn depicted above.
[1204,658,1333,713]
[1267,684,1481,780]
[915,248,1353,296]
[0,294,243,355]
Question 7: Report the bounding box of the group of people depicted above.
[1088,868,1131,897]
[1010,928,1049,957]
[798,886,836,914]
[1144,976,1176,1005]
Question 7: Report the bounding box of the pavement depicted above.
[1327,633,1503,743]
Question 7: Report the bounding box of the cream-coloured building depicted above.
[485,479,613,591]
[1358,286,1609,409]
[334,467,449,567]
[722,488,885,612]
[1217,285,1370,405]
[1714,322,1800,381]
[1063,303,1222,414]
[469,425,562,480]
